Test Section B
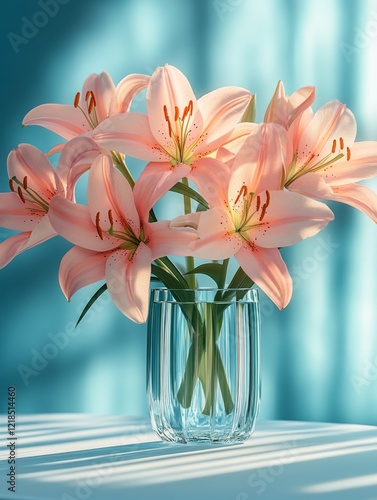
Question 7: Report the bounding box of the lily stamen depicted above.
[95,212,103,240]
[108,209,114,226]
[332,139,336,154]
[74,92,80,108]
[339,137,344,150]
[234,185,248,206]
[17,186,26,203]
[256,195,261,211]
[347,147,351,161]
[23,176,28,190]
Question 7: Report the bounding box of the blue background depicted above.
[0,0,376,424]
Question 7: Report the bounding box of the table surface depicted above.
[1,414,377,500]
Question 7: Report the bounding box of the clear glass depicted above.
[147,288,261,444]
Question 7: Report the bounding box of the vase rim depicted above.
[151,287,259,304]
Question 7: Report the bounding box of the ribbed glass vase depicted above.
[147,288,261,444]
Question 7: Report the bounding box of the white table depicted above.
[1,414,377,499]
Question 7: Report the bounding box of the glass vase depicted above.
[147,288,261,444]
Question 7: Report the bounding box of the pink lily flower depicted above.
[23,71,150,142]
[48,154,198,323]
[0,144,66,269]
[284,100,377,222]
[173,124,334,309]
[92,64,252,199]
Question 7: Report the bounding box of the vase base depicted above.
[153,425,256,445]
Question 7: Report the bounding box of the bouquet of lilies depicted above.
[1,64,376,326]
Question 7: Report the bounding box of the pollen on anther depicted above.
[256,195,261,211]
[265,190,270,207]
[17,186,26,203]
[90,91,97,106]
[74,92,80,108]
[88,97,95,114]
[23,176,28,190]
[108,209,114,226]
[347,147,351,161]
[339,137,344,150]
[9,179,15,192]
[95,212,103,240]
[163,105,169,121]
[174,106,179,121]
[332,139,337,154]
[85,90,91,101]
[259,204,267,222]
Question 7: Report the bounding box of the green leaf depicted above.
[170,182,209,210]
[185,263,224,287]
[242,93,256,123]
[75,284,108,328]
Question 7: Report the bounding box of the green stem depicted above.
[182,177,195,288]
[111,152,135,188]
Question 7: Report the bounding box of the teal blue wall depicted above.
[1,0,376,424]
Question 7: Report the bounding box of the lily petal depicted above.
[93,112,169,161]
[112,73,150,114]
[23,214,56,250]
[235,245,292,309]
[321,141,377,185]
[23,104,91,140]
[0,192,40,230]
[265,81,315,129]
[8,144,64,199]
[195,86,251,154]
[186,208,242,259]
[230,123,290,195]
[133,162,191,221]
[88,155,140,235]
[148,219,199,259]
[106,243,151,323]
[57,136,101,199]
[0,232,31,269]
[49,196,119,251]
[189,157,230,208]
[250,190,334,248]
[216,122,259,159]
[82,72,116,122]
[329,183,377,222]
[59,246,110,300]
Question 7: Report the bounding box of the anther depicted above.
[347,147,351,161]
[339,137,344,150]
[88,96,95,114]
[163,105,169,121]
[90,91,97,107]
[9,179,15,192]
[174,106,179,121]
[23,176,28,190]
[188,100,193,115]
[256,195,261,211]
[234,185,247,205]
[85,90,91,101]
[95,212,103,240]
[74,92,80,108]
[108,209,114,226]
[265,190,270,207]
[259,204,267,222]
[332,139,336,154]
[17,186,26,203]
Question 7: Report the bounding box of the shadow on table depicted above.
[3,416,377,499]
